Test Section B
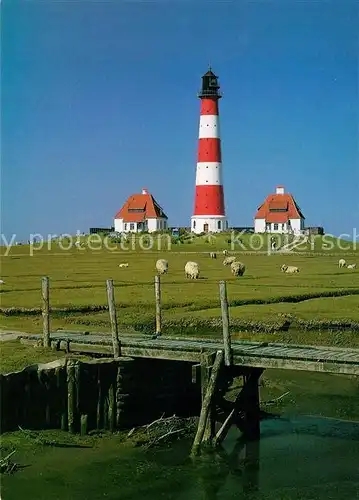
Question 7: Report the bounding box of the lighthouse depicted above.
[191,67,228,234]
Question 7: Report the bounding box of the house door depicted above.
[203,223,209,233]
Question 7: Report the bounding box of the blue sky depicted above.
[2,0,358,241]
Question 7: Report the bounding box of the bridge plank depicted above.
[16,333,359,375]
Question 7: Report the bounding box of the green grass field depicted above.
[1,233,358,347]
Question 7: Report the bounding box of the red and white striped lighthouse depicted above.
[191,67,228,234]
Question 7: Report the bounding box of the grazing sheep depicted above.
[223,256,236,266]
[347,263,356,269]
[0,279,4,284]
[231,261,246,277]
[119,263,129,268]
[209,252,217,259]
[185,261,200,279]
[156,259,168,275]
[223,250,228,256]
[281,264,299,274]
[339,259,346,268]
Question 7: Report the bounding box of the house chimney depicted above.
[142,188,148,195]
[276,185,284,195]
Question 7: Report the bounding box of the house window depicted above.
[273,223,278,231]
[193,221,196,229]
[124,223,127,230]
[130,223,134,231]
[266,223,271,231]
[282,224,285,230]
[217,221,221,230]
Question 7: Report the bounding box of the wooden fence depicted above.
[39,276,232,360]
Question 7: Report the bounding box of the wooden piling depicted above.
[191,350,224,456]
[154,275,162,335]
[106,279,121,357]
[108,383,116,432]
[67,360,77,433]
[80,414,88,435]
[41,276,50,348]
[96,367,103,429]
[219,280,232,366]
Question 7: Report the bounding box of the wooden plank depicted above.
[120,346,200,363]
[67,342,113,356]
[232,353,359,375]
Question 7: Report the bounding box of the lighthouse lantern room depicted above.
[191,67,228,234]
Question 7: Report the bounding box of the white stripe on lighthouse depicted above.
[195,162,223,185]
[198,115,220,139]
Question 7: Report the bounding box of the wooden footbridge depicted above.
[19,330,359,376]
[13,277,359,455]
[19,329,359,454]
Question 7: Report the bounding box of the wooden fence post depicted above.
[106,279,121,357]
[219,280,232,366]
[154,275,162,335]
[42,276,50,348]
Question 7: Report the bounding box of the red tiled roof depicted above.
[255,191,305,222]
[114,192,168,223]
[265,212,289,224]
[268,200,288,211]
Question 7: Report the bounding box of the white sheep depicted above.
[156,259,168,275]
[185,261,200,279]
[222,250,228,256]
[231,261,246,277]
[347,263,356,269]
[339,259,346,268]
[223,256,236,266]
[209,252,217,259]
[281,264,299,273]
[119,263,129,268]
[0,279,4,284]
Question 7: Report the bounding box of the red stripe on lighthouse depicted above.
[193,185,225,215]
[200,98,219,116]
[197,138,222,163]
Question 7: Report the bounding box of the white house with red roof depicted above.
[254,185,305,234]
[114,188,168,233]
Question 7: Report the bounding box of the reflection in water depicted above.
[2,414,359,500]
[164,415,359,500]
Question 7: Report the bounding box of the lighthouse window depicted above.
[218,221,221,230]
[193,221,196,229]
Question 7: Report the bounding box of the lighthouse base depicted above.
[191,215,228,235]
